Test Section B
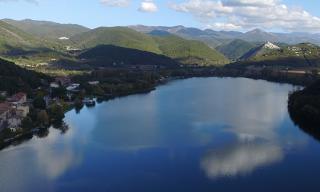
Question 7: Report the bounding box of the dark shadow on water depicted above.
[288,93,320,142]
[0,120,69,150]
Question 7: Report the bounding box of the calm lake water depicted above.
[1,77,320,192]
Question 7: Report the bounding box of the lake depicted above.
[1,77,320,192]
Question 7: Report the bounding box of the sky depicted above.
[0,0,320,33]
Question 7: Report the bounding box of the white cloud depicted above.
[224,0,279,7]
[170,0,320,32]
[139,0,158,13]
[100,0,131,7]
[206,22,241,30]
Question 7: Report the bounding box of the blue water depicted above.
[1,77,320,192]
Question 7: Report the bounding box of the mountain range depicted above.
[129,25,320,47]
[3,19,90,40]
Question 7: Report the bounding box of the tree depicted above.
[21,117,34,130]
[33,96,46,109]
[74,98,83,113]
[49,104,65,122]
[52,87,67,99]
[37,110,49,127]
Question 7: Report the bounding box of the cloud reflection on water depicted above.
[201,141,283,178]
[198,78,294,178]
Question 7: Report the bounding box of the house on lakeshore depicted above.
[55,76,71,87]
[0,102,27,132]
[88,81,100,86]
[50,82,60,88]
[7,92,27,105]
[0,102,12,132]
[66,84,80,92]
[0,93,29,132]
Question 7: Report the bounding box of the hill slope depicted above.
[0,20,41,53]
[71,27,162,54]
[153,35,229,66]
[0,20,61,55]
[0,57,48,94]
[217,39,256,60]
[240,42,281,60]
[3,19,90,40]
[78,45,180,68]
[72,27,229,66]
[239,43,320,67]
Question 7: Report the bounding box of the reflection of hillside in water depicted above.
[0,113,94,192]
[288,107,320,142]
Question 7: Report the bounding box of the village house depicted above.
[0,93,29,132]
[0,91,7,97]
[50,82,60,88]
[7,92,27,105]
[55,76,71,87]
[66,83,80,92]
[0,102,11,132]
[0,102,27,132]
[88,81,100,86]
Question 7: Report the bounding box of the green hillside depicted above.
[0,57,49,94]
[153,35,229,66]
[71,27,229,66]
[71,27,162,54]
[78,45,180,68]
[0,20,40,53]
[217,39,255,60]
[240,43,320,67]
[0,20,62,54]
[3,19,90,40]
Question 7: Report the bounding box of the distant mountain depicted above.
[240,29,279,42]
[129,25,240,47]
[3,19,90,40]
[129,25,185,34]
[217,39,256,60]
[72,27,229,66]
[275,32,320,45]
[148,30,172,37]
[130,25,320,47]
[78,45,180,68]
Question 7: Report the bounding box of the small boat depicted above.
[83,98,96,107]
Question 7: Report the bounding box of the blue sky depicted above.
[0,0,320,32]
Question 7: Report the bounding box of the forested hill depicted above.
[288,80,320,140]
[216,39,256,60]
[0,58,48,94]
[71,27,162,54]
[3,19,89,40]
[153,35,229,66]
[71,27,229,66]
[0,20,59,54]
[78,45,180,68]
